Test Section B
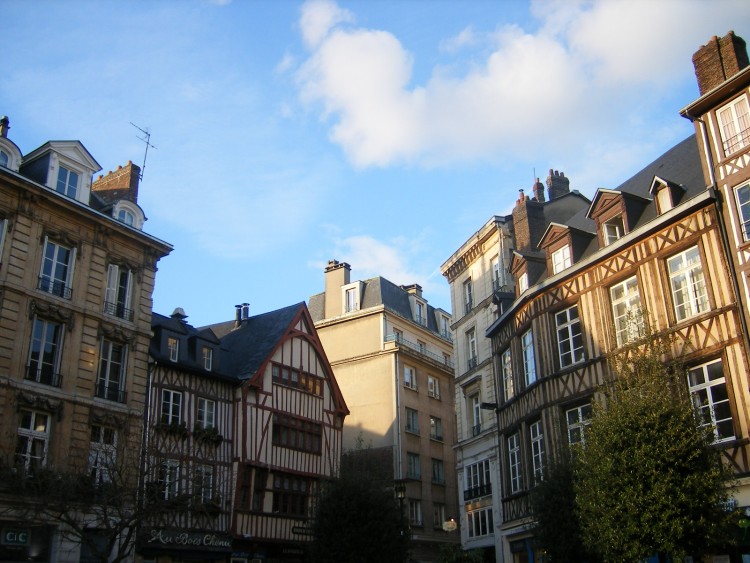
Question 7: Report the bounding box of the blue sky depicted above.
[4,0,749,326]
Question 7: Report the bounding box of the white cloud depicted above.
[295,0,750,169]
[299,0,354,49]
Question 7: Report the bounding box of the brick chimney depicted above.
[532,177,545,202]
[91,160,141,204]
[512,187,546,252]
[692,31,749,95]
[324,259,351,319]
[546,169,570,200]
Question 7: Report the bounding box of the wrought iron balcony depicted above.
[384,333,455,369]
[25,365,62,387]
[37,277,71,299]
[95,381,127,403]
[103,301,134,322]
[471,423,482,437]
[464,483,492,501]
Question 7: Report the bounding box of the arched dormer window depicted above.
[112,200,145,230]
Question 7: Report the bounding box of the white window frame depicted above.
[405,407,419,434]
[89,425,117,484]
[202,346,213,371]
[56,165,80,198]
[407,452,421,480]
[415,301,426,325]
[471,394,481,435]
[97,338,127,402]
[467,328,477,369]
[718,94,750,157]
[159,460,180,500]
[522,329,536,386]
[502,348,514,401]
[197,397,216,430]
[463,279,473,313]
[465,459,491,498]
[566,404,593,446]
[167,336,179,362]
[556,305,584,368]
[40,236,76,299]
[736,183,750,242]
[604,215,624,245]
[409,499,423,527]
[491,255,503,289]
[427,375,440,399]
[194,464,215,503]
[440,315,451,340]
[16,409,50,473]
[518,272,528,294]
[508,432,521,494]
[345,287,357,313]
[429,415,443,441]
[668,246,709,321]
[610,275,644,346]
[688,359,734,443]
[530,420,544,483]
[161,389,182,425]
[27,317,64,386]
[104,264,133,321]
[551,244,572,274]
[467,506,494,538]
[404,365,417,390]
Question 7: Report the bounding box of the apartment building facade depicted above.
[309,261,459,562]
[0,118,172,562]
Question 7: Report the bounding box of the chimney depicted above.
[547,169,570,200]
[532,177,545,202]
[402,284,423,298]
[234,304,242,327]
[171,307,188,323]
[324,259,351,319]
[512,187,546,252]
[0,116,9,138]
[91,160,141,204]
[242,303,250,320]
[692,31,749,95]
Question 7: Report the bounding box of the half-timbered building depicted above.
[0,117,172,562]
[487,130,750,562]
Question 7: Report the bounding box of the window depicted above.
[416,301,426,325]
[440,315,451,340]
[167,337,179,362]
[467,328,477,370]
[39,237,75,298]
[418,340,426,354]
[518,272,528,294]
[552,245,572,274]
[556,305,584,367]
[604,215,624,245]
[393,328,403,343]
[104,264,133,321]
[202,346,213,371]
[406,408,419,434]
[465,459,492,500]
[89,425,117,484]
[15,410,50,473]
[491,255,503,289]
[197,398,216,430]
[736,183,750,241]
[522,329,536,385]
[530,420,544,483]
[502,349,514,401]
[194,464,214,503]
[427,375,440,399]
[117,208,135,226]
[668,246,709,321]
[271,363,323,395]
[96,339,127,402]
[0,150,8,168]
[433,503,446,529]
[566,404,593,445]
[429,416,443,441]
[467,506,494,538]
[431,458,445,484]
[161,389,182,425]
[463,279,473,313]
[409,499,423,527]
[159,460,180,500]
[718,95,750,156]
[404,365,417,390]
[27,317,64,386]
[56,165,79,198]
[471,394,481,436]
[345,287,357,312]
[407,452,421,479]
[0,218,7,261]
[272,414,322,454]
[272,473,310,516]
[688,359,734,443]
[508,433,521,494]
[610,276,643,346]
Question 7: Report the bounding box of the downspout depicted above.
[386,311,404,479]
[684,110,750,355]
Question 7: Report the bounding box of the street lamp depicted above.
[394,478,407,510]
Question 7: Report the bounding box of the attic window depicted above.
[604,215,624,245]
[56,166,79,199]
[518,272,528,294]
[551,245,571,274]
[718,95,750,157]
[117,209,134,226]
[0,150,8,168]
[656,186,673,214]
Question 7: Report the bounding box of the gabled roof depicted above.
[23,140,101,172]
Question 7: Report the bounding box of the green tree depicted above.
[574,328,735,562]
[308,474,410,563]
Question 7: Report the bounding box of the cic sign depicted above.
[1,528,30,546]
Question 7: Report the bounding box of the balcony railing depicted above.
[723,126,750,157]
[95,381,127,403]
[25,365,62,387]
[464,483,492,501]
[384,333,454,369]
[103,301,134,322]
[467,356,478,371]
[464,299,473,314]
[471,423,482,437]
[37,277,71,299]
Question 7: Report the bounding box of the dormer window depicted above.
[167,337,179,362]
[0,151,8,168]
[202,346,213,371]
[518,272,528,294]
[415,301,426,326]
[117,209,134,226]
[112,201,145,230]
[551,245,571,274]
[718,94,750,157]
[604,215,624,245]
[56,165,80,199]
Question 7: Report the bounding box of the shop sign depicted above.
[146,528,232,549]
[1,528,30,546]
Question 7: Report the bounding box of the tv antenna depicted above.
[130,122,157,181]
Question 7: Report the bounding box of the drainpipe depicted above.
[684,110,750,356]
